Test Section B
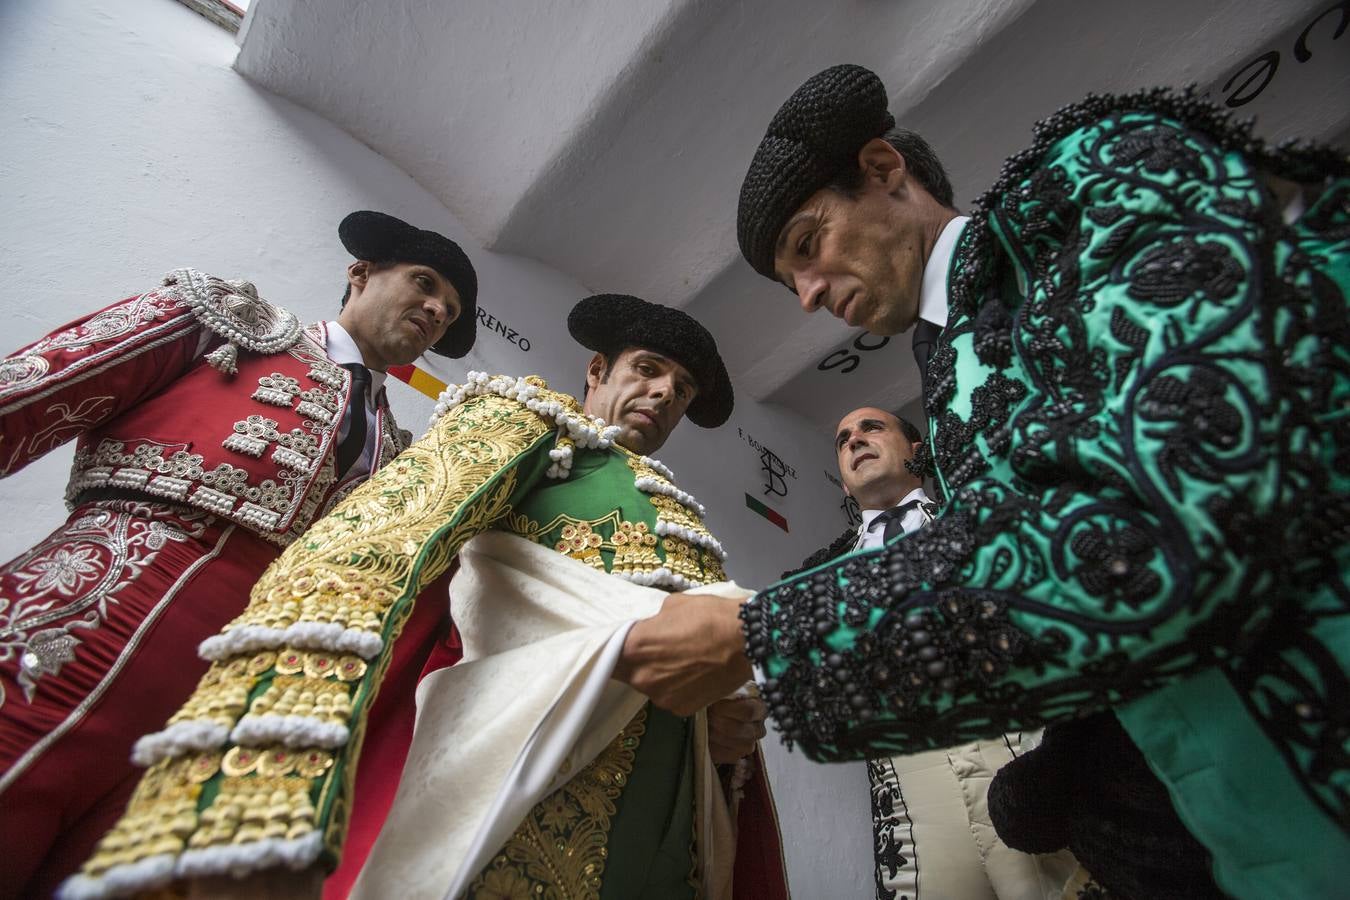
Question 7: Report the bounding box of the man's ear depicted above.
[856,137,906,191]
[347,260,371,294]
[584,352,607,392]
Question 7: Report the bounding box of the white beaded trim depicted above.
[56,853,177,900]
[612,566,705,591]
[655,518,727,562]
[633,475,707,518]
[131,720,230,767]
[199,622,383,662]
[175,831,323,881]
[638,455,676,482]
[230,714,349,749]
[430,372,622,480]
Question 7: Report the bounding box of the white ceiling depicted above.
[236,0,1349,433]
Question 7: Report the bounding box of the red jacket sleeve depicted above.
[0,285,207,476]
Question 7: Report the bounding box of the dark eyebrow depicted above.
[774,211,816,256]
[835,427,851,445]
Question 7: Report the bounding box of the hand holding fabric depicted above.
[707,692,768,764]
[613,591,751,717]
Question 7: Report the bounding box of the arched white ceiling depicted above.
[236,0,1349,433]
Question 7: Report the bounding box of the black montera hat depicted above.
[737,64,894,279]
[567,294,734,428]
[339,210,478,358]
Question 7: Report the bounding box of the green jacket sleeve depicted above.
[743,106,1349,762]
[64,388,559,894]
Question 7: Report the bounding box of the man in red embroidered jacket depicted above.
[0,210,477,899]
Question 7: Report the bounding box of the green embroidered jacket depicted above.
[742,93,1349,897]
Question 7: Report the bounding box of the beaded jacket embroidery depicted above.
[741,90,1349,896]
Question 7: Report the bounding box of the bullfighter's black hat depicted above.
[737,64,894,279]
[339,210,478,358]
[567,294,734,428]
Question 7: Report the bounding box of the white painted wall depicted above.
[0,1,873,894]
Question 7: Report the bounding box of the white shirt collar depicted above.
[859,486,931,532]
[324,321,388,397]
[918,215,969,330]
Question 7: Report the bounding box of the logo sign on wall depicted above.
[477,304,532,352]
[738,427,798,497]
[737,426,797,532]
[815,332,891,376]
[1213,3,1346,109]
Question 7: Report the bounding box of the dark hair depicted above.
[894,412,923,445]
[826,127,955,209]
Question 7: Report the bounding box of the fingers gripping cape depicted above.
[351,532,753,900]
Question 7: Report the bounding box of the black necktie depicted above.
[336,363,371,476]
[869,497,926,544]
[912,318,943,398]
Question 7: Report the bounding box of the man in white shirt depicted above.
[789,405,1073,900]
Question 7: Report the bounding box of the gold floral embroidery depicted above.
[78,754,205,875]
[469,708,647,899]
[555,522,606,570]
[611,520,661,575]
[661,535,705,585]
[186,775,318,848]
[244,675,353,724]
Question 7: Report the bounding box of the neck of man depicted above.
[856,477,923,512]
[334,313,389,372]
[917,205,960,275]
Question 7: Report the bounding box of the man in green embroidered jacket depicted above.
[612,65,1349,899]
[61,295,788,899]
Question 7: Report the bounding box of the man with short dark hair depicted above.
[0,210,476,898]
[614,64,1349,899]
[786,406,933,578]
[792,407,1073,900]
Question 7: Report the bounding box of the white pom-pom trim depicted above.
[230,714,349,749]
[611,566,704,591]
[56,854,176,900]
[633,475,708,518]
[131,720,229,766]
[199,622,383,661]
[175,831,324,879]
[654,518,728,561]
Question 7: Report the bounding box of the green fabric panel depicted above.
[599,705,696,900]
[1118,667,1350,899]
[513,449,664,566]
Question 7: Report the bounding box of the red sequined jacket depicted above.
[0,269,410,546]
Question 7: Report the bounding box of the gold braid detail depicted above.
[468,708,648,899]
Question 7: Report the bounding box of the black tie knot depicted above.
[869,498,925,543]
[336,363,372,476]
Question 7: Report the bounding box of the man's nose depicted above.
[649,376,675,404]
[798,272,828,314]
[424,297,446,325]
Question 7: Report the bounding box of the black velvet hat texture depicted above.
[737,64,894,279]
[567,294,734,428]
[339,210,478,358]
